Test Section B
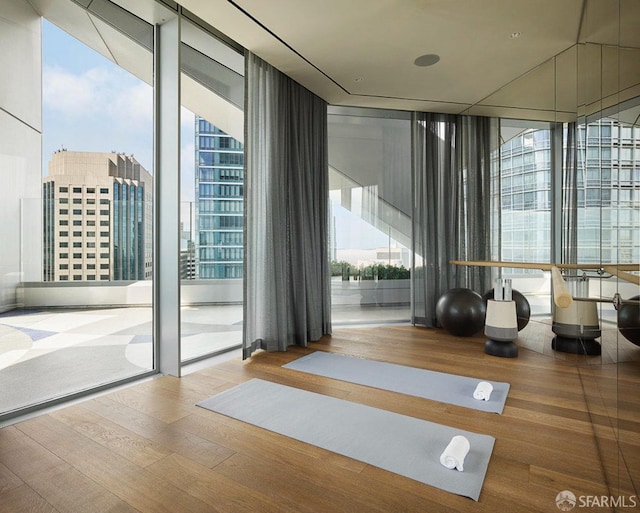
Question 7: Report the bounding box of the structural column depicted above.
[550,122,563,266]
[154,16,181,376]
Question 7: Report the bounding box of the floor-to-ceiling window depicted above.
[1,0,247,419]
[0,1,156,418]
[179,17,244,362]
[327,107,412,325]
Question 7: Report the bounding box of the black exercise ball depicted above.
[482,288,531,331]
[618,295,640,346]
[436,288,486,337]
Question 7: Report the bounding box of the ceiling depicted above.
[30,0,640,124]
[179,0,640,122]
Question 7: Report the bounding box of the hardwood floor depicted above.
[0,325,629,512]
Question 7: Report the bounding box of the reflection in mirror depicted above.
[575,0,640,501]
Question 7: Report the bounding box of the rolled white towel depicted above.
[439,435,470,471]
[473,381,494,401]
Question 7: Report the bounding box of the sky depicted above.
[42,19,196,203]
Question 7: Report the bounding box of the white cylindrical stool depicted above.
[552,277,601,355]
[484,299,519,357]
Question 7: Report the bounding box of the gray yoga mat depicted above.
[198,378,495,501]
[283,351,510,414]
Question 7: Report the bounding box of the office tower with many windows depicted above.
[195,116,244,279]
[498,120,640,266]
[43,150,153,282]
[576,120,640,264]
[498,128,552,264]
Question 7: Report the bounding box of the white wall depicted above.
[0,0,43,312]
[18,280,243,308]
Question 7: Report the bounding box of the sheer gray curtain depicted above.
[412,112,495,327]
[243,51,331,359]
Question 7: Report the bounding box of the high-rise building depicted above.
[498,128,552,264]
[194,116,244,279]
[498,119,640,265]
[576,120,640,264]
[43,150,153,282]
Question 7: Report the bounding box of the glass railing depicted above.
[0,197,247,417]
[328,186,412,325]
[179,200,243,361]
[0,197,155,417]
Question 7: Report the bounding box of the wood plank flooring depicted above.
[0,325,631,512]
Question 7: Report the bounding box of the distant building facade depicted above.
[180,241,196,280]
[195,116,244,279]
[499,119,640,265]
[43,150,153,282]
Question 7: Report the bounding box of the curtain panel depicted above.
[243,51,331,359]
[412,112,495,327]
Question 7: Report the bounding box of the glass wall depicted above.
[179,18,244,362]
[328,107,412,325]
[0,1,155,418]
[1,0,247,418]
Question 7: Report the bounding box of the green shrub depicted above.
[331,260,352,278]
[331,261,410,280]
[367,264,410,280]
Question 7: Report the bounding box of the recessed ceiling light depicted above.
[509,32,522,39]
[354,77,364,82]
[414,54,440,67]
